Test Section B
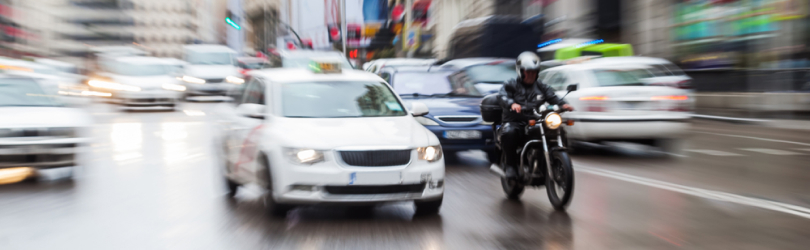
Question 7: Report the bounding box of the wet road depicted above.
[2,102,810,249]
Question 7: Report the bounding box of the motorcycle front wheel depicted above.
[546,150,574,210]
[500,151,524,200]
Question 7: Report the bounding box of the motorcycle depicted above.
[479,84,578,210]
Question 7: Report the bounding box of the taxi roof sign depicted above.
[308,58,343,74]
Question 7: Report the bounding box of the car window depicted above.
[464,63,517,83]
[448,71,484,96]
[229,78,250,105]
[546,71,568,91]
[662,63,686,76]
[280,81,407,118]
[243,78,265,105]
[0,78,60,107]
[592,70,645,87]
[537,71,550,82]
[379,72,391,83]
[391,72,453,96]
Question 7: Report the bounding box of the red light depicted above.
[349,49,358,59]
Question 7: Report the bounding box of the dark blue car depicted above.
[380,66,497,162]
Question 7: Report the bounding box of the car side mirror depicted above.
[236,103,266,119]
[411,102,429,116]
[567,84,579,92]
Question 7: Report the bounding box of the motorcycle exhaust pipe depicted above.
[489,164,506,178]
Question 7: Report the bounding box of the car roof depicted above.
[545,63,654,72]
[583,56,673,65]
[183,45,236,53]
[112,56,173,64]
[439,57,515,69]
[250,68,384,83]
[279,50,344,58]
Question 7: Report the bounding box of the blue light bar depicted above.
[537,39,562,48]
[575,39,604,48]
[225,17,241,30]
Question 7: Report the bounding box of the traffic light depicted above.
[328,24,340,42]
[349,49,358,59]
[226,10,241,30]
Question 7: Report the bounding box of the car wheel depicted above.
[258,155,294,217]
[414,196,442,216]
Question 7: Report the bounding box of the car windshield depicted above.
[592,69,646,87]
[186,52,234,65]
[0,78,60,106]
[108,62,171,76]
[283,57,353,69]
[281,81,407,118]
[240,62,265,69]
[392,72,452,96]
[465,63,516,83]
[662,63,686,76]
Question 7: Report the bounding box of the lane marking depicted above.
[576,166,810,220]
[684,149,742,156]
[696,131,810,147]
[739,148,803,155]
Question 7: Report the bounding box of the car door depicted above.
[229,77,268,183]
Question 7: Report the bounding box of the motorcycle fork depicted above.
[519,125,552,182]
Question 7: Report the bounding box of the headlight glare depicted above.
[226,76,245,84]
[162,83,186,91]
[414,116,439,126]
[417,145,443,162]
[181,76,206,84]
[545,112,562,130]
[88,80,141,92]
[283,148,325,165]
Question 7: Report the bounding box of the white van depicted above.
[180,45,243,98]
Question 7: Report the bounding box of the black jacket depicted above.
[498,78,567,122]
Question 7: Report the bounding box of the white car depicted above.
[0,75,91,178]
[180,45,243,98]
[89,56,186,109]
[538,64,692,151]
[365,58,436,74]
[583,56,692,89]
[213,61,445,216]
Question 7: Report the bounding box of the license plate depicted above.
[350,171,401,185]
[444,130,481,139]
[620,102,641,110]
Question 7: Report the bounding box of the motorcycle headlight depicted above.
[181,76,206,84]
[162,83,186,91]
[283,148,325,165]
[544,112,562,130]
[88,80,141,92]
[417,145,443,162]
[226,76,245,84]
[414,116,439,126]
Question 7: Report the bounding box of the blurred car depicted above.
[180,45,243,98]
[0,75,91,178]
[213,60,444,215]
[381,66,497,162]
[236,56,268,75]
[364,58,436,74]
[271,50,354,69]
[583,56,692,89]
[434,58,516,94]
[89,56,186,110]
[538,64,692,151]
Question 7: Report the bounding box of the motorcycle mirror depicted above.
[567,84,579,92]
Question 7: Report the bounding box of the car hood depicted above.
[111,75,179,89]
[0,107,92,128]
[269,116,434,149]
[399,97,483,116]
[184,65,240,78]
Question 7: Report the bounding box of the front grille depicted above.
[324,184,425,195]
[437,116,478,123]
[204,78,225,83]
[339,150,411,167]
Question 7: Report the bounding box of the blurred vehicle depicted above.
[365,58,436,74]
[445,16,540,60]
[236,56,268,75]
[0,57,89,104]
[180,45,243,98]
[213,60,444,216]
[583,57,692,89]
[536,38,634,61]
[538,64,692,151]
[89,56,186,110]
[536,38,593,60]
[380,66,496,162]
[270,50,354,69]
[0,75,91,178]
[434,58,516,94]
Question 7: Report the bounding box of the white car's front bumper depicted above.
[114,90,181,107]
[269,150,445,205]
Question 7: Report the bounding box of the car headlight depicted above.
[162,83,186,91]
[417,145,443,162]
[88,80,141,92]
[414,116,439,126]
[226,76,245,84]
[181,76,206,84]
[544,112,562,130]
[283,148,326,165]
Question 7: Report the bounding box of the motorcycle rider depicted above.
[498,51,574,178]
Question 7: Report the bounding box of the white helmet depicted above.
[515,51,541,80]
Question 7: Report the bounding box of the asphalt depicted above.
[2,101,810,249]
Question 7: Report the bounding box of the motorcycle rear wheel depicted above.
[546,150,574,210]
